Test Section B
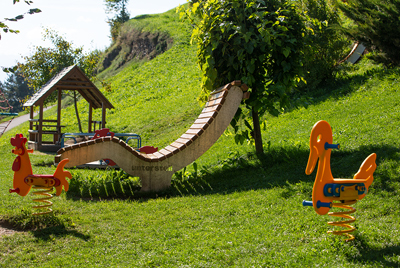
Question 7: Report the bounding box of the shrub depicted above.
[294,0,351,90]
[338,0,400,66]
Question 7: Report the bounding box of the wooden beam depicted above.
[57,89,62,127]
[59,80,91,84]
[29,106,34,130]
[56,85,95,90]
[88,103,93,133]
[38,103,44,147]
[101,102,106,128]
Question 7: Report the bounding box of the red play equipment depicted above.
[9,134,71,215]
[90,128,158,166]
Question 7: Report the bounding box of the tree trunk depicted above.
[252,107,264,154]
[74,91,83,133]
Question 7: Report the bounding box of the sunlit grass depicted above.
[0,8,400,268]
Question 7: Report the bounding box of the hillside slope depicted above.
[0,6,400,266]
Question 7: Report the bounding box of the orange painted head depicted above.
[305,121,334,175]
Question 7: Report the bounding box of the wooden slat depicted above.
[205,96,225,107]
[198,111,218,119]
[243,91,250,100]
[176,138,192,146]
[59,80,91,84]
[147,153,160,162]
[190,122,209,131]
[164,145,180,154]
[202,104,222,113]
[159,148,174,158]
[180,133,197,141]
[171,141,187,150]
[194,117,213,125]
[86,140,96,146]
[94,137,105,143]
[186,128,204,136]
[208,90,228,101]
[137,153,151,162]
[153,151,167,161]
[230,80,242,87]
[56,85,94,90]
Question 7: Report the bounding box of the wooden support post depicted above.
[56,89,62,143]
[38,103,44,147]
[101,102,106,129]
[29,106,34,130]
[57,89,61,126]
[88,103,92,133]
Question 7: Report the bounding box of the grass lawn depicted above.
[1,7,400,268]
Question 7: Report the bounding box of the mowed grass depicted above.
[1,9,400,268]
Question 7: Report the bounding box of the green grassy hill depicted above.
[0,6,400,267]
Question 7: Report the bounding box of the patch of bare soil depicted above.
[0,221,20,237]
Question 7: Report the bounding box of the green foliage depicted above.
[180,0,306,153]
[104,0,130,42]
[185,0,305,111]
[0,0,41,41]
[294,0,351,90]
[338,0,400,66]
[18,28,101,103]
[1,7,400,266]
[68,169,141,199]
[0,71,30,112]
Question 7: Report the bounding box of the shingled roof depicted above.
[23,65,114,109]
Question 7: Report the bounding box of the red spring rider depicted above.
[10,134,71,215]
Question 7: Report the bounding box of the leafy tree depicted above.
[294,0,350,90]
[104,0,130,42]
[338,0,400,66]
[180,0,306,153]
[18,28,101,132]
[1,71,30,113]
[0,0,41,41]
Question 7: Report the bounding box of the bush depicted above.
[294,0,351,90]
[338,0,400,66]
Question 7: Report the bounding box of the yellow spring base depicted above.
[327,200,357,242]
[32,186,53,216]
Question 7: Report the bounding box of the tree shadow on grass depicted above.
[168,143,400,198]
[290,66,400,111]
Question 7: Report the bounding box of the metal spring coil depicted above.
[32,186,53,215]
[327,200,357,242]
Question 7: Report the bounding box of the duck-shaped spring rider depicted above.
[302,121,376,241]
[9,134,71,215]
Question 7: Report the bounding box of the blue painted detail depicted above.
[324,142,340,150]
[303,200,313,207]
[323,183,366,198]
[316,200,332,208]
[61,132,142,148]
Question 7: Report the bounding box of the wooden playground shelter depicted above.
[24,65,114,152]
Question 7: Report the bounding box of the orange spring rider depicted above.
[9,134,71,215]
[302,121,376,241]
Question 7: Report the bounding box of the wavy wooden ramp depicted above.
[55,81,249,192]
